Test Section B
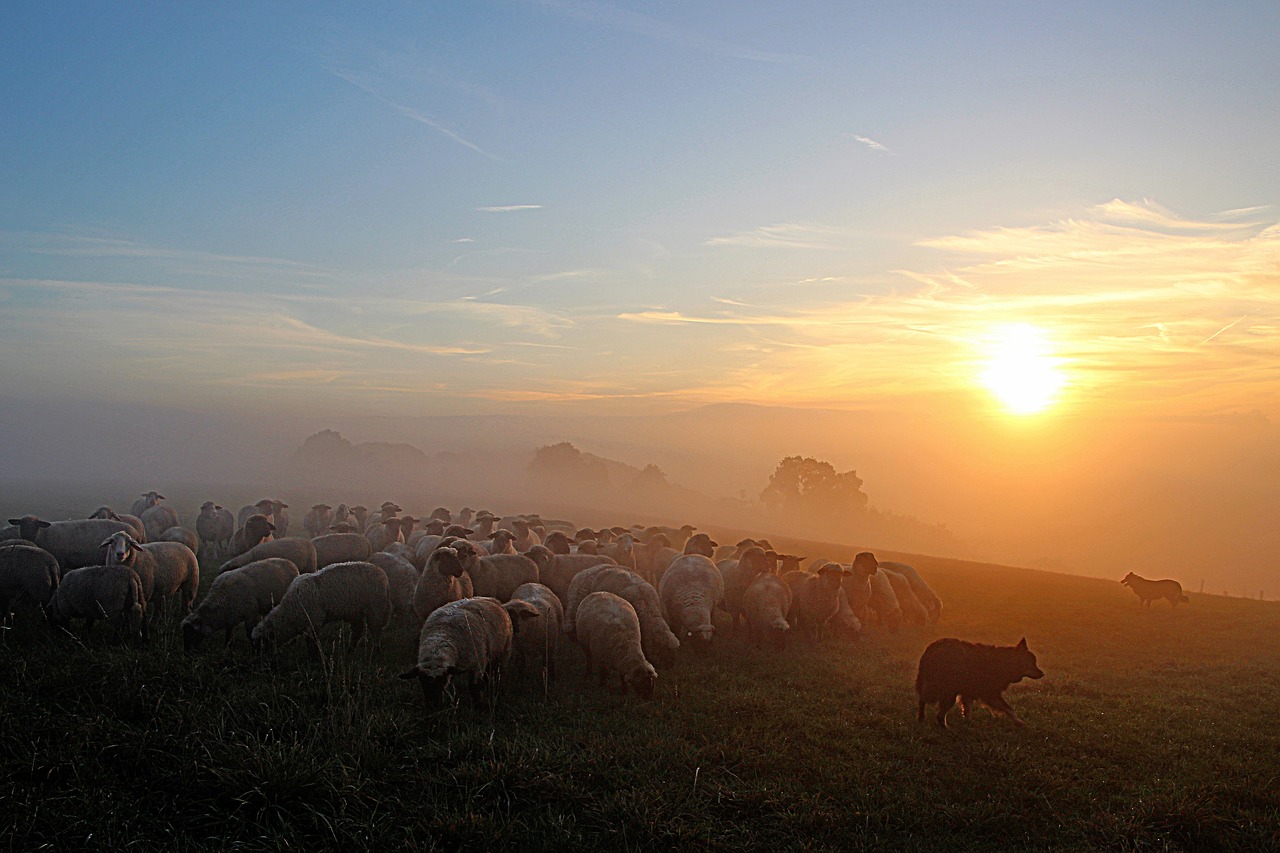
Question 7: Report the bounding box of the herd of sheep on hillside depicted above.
[0,491,1187,723]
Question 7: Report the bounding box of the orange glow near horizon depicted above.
[979,324,1067,415]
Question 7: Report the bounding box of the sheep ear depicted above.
[38,520,52,529]
[265,522,277,531]
[100,537,114,547]
[397,668,422,680]
[7,519,21,526]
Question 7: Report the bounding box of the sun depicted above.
[979,324,1066,415]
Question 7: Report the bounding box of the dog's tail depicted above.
[1179,594,1190,603]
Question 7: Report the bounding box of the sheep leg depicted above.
[917,697,927,722]
[348,620,366,649]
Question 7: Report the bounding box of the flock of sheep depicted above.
[0,493,946,709]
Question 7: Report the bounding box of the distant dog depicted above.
[1120,572,1189,608]
[916,637,1044,728]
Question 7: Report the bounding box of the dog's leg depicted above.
[986,695,1025,726]
[917,696,927,722]
[936,695,955,728]
[959,695,973,719]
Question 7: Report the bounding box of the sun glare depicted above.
[979,324,1066,415]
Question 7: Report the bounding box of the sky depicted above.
[2,3,1279,586]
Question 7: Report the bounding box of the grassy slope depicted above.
[2,532,1278,852]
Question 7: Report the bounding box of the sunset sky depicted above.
[4,2,1277,421]
[4,3,1280,590]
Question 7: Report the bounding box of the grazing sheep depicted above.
[101,530,201,619]
[883,568,929,626]
[181,557,299,651]
[1121,572,1190,608]
[251,561,391,654]
[658,554,724,646]
[879,560,942,623]
[718,546,774,636]
[89,506,146,542]
[742,573,793,651]
[782,563,847,640]
[868,569,903,633]
[313,532,373,569]
[195,502,234,561]
[564,565,679,670]
[833,587,862,640]
[3,516,134,571]
[413,546,469,622]
[383,541,421,572]
[471,552,539,601]
[228,514,275,559]
[237,500,277,531]
[508,582,564,680]
[844,552,879,622]
[368,551,419,619]
[525,546,617,603]
[0,542,60,622]
[303,504,334,538]
[160,526,199,552]
[130,491,165,519]
[140,505,180,543]
[47,564,146,642]
[220,537,318,576]
[575,592,658,699]
[399,596,538,707]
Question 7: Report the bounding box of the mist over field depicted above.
[4,392,1276,595]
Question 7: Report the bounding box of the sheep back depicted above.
[312,533,373,569]
[182,557,298,650]
[252,560,390,649]
[48,564,145,640]
[0,542,61,611]
[472,553,539,601]
[400,597,514,706]
[221,537,318,575]
[576,591,657,698]
[658,554,724,644]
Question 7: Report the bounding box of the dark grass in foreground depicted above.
[3,544,1280,851]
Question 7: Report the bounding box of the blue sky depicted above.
[3,1,1278,418]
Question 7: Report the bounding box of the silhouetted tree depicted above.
[633,463,670,493]
[528,442,609,490]
[760,455,868,523]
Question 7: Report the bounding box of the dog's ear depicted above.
[1016,637,1028,650]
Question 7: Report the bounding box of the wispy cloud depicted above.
[706,222,845,250]
[331,68,503,161]
[534,0,803,64]
[849,134,891,153]
[475,204,543,213]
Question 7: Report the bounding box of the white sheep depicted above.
[398,596,539,707]
[843,552,879,622]
[47,563,146,642]
[0,542,60,623]
[368,551,420,619]
[867,568,902,633]
[742,573,793,650]
[525,546,616,603]
[575,591,658,699]
[140,504,180,544]
[658,554,724,646]
[101,530,200,619]
[508,582,564,680]
[412,545,469,622]
[220,536,318,576]
[302,504,334,538]
[879,559,942,623]
[882,568,929,626]
[563,565,679,671]
[251,560,391,655]
[181,557,299,651]
[782,563,847,640]
[195,502,234,561]
[833,586,862,640]
[312,532,373,569]
[3,515,135,570]
[470,552,539,601]
[89,506,147,542]
[717,546,774,637]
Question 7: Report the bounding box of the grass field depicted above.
[2,528,1279,851]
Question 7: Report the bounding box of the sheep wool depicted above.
[879,560,942,623]
[221,537,318,576]
[508,582,563,680]
[564,565,679,671]
[0,542,61,619]
[48,564,146,642]
[182,557,299,650]
[471,553,539,601]
[575,591,658,699]
[742,574,793,651]
[312,532,373,569]
[251,561,390,652]
[399,596,518,707]
[367,551,419,619]
[658,554,724,645]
